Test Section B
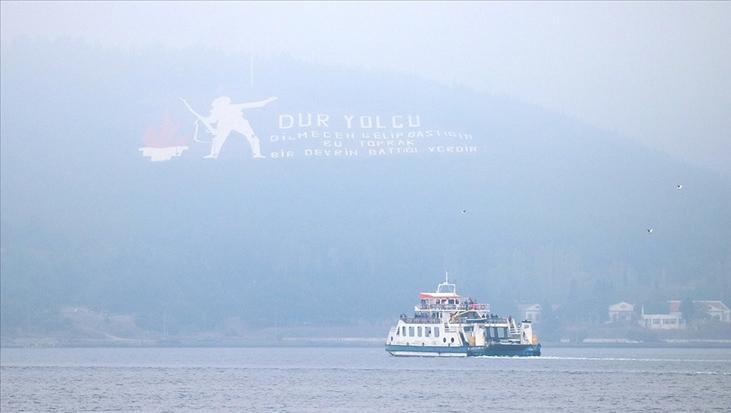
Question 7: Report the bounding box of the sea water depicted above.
[2,346,730,412]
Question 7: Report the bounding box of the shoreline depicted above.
[2,339,731,349]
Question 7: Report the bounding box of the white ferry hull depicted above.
[385,343,541,357]
[387,349,468,357]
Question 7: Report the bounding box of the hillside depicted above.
[1,40,730,338]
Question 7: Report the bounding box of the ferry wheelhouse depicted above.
[385,275,541,357]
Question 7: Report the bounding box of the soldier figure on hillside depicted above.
[181,96,277,159]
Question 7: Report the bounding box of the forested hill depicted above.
[1,40,729,335]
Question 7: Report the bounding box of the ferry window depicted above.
[425,327,431,337]
[402,326,406,336]
[417,326,422,337]
[434,327,440,337]
[396,328,399,336]
[450,337,454,343]
[409,327,414,337]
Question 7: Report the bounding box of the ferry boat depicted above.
[385,275,541,357]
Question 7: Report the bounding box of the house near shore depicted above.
[608,302,635,323]
[517,304,542,322]
[640,301,685,330]
[693,300,731,322]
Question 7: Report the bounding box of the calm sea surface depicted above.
[2,346,730,412]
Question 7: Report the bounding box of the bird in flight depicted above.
[647,228,654,234]
[676,184,683,190]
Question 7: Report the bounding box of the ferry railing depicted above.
[398,316,508,325]
[398,316,442,324]
[417,303,489,311]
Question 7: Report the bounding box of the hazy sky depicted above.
[2,1,730,177]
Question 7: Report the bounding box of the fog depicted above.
[1,2,730,344]
[3,1,730,176]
